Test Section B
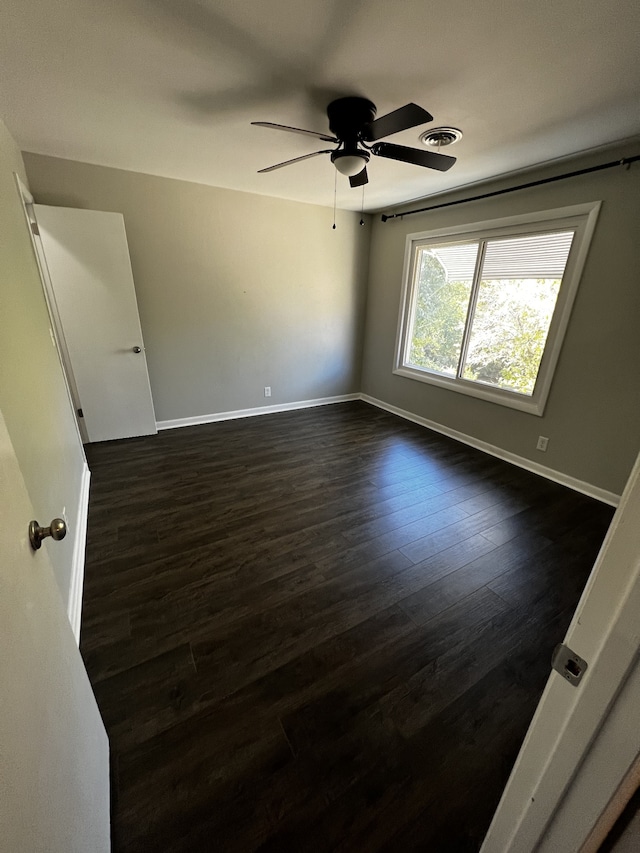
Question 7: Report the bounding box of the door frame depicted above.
[14,174,91,640]
[14,174,89,444]
[481,449,640,851]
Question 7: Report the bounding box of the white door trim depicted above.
[14,174,89,444]
[67,462,91,643]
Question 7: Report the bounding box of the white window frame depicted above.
[393,202,601,416]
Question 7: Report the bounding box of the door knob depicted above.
[29,518,67,551]
[132,346,142,353]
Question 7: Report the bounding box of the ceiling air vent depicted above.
[420,127,463,148]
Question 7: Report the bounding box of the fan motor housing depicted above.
[327,97,377,142]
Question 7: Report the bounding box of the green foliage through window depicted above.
[408,252,471,376]
[463,278,560,395]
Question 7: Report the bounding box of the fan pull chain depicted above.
[360,184,366,226]
[332,168,337,230]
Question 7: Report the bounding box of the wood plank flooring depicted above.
[80,401,614,852]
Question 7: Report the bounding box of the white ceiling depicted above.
[1,0,639,212]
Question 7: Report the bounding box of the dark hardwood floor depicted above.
[80,401,614,852]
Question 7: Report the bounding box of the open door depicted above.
[482,451,640,851]
[0,404,110,850]
[32,203,157,443]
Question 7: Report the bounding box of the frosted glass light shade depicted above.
[332,153,368,176]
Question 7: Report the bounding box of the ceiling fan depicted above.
[252,96,456,187]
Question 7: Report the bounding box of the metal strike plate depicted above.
[552,643,588,686]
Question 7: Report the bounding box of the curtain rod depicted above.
[380,155,640,222]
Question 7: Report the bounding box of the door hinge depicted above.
[552,643,588,686]
[77,408,84,418]
[30,220,40,236]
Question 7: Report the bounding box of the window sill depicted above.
[393,365,545,415]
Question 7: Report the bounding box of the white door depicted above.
[33,204,157,443]
[0,405,110,851]
[481,451,640,852]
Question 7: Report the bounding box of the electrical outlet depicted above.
[536,435,549,452]
[264,386,271,397]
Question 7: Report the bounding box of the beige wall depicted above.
[360,142,640,496]
[23,154,371,423]
[0,119,86,609]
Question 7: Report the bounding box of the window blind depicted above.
[426,231,575,283]
[481,231,574,279]
[428,243,479,281]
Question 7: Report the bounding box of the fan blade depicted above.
[363,103,433,142]
[252,121,337,143]
[349,167,368,188]
[372,142,456,171]
[257,150,333,173]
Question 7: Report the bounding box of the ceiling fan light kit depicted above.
[252,96,457,188]
[331,149,370,177]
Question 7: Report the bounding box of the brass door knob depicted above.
[29,518,67,551]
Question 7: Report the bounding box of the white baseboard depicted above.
[360,394,621,507]
[156,393,360,431]
[156,390,620,506]
[67,462,91,644]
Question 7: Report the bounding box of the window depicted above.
[394,203,601,415]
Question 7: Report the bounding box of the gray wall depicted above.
[21,143,640,497]
[361,143,640,496]
[0,119,86,609]
[22,154,371,423]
